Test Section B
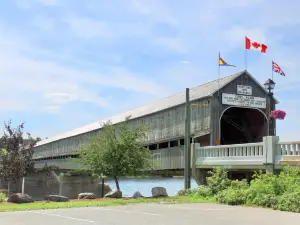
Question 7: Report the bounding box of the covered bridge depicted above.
[33,70,278,172]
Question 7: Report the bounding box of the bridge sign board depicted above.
[237,85,252,95]
[222,93,266,109]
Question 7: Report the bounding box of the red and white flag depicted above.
[245,36,267,53]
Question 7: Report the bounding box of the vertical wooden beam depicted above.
[184,88,191,189]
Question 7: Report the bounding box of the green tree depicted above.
[78,119,151,190]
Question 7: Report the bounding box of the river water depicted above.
[105,177,198,197]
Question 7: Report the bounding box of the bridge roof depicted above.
[36,70,274,146]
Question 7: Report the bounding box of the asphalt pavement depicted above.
[1,203,300,225]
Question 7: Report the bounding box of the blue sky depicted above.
[0,0,299,141]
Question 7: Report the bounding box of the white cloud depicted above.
[0,22,166,116]
[5,0,300,140]
[63,16,113,39]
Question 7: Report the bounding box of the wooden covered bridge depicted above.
[33,70,298,179]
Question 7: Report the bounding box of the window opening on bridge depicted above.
[180,139,184,146]
[170,140,178,147]
[149,144,157,150]
[159,142,168,149]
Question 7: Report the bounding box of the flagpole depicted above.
[245,36,248,71]
[272,61,274,81]
[218,52,220,99]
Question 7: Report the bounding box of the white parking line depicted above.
[30,211,95,223]
[146,204,240,211]
[96,208,162,216]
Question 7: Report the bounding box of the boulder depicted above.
[104,189,122,198]
[44,195,69,202]
[103,184,112,194]
[151,187,168,197]
[132,191,143,199]
[7,193,33,204]
[78,192,96,199]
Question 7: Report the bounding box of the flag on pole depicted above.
[219,54,236,67]
[245,36,267,53]
[272,61,286,76]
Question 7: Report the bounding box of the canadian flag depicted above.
[245,36,267,53]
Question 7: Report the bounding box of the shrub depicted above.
[206,167,231,194]
[246,171,284,205]
[248,193,279,208]
[195,185,213,197]
[216,179,249,205]
[217,188,247,205]
[230,179,249,190]
[276,188,300,213]
[0,192,7,202]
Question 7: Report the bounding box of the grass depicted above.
[0,196,214,212]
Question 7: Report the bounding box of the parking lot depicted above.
[1,203,300,225]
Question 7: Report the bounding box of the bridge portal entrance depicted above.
[220,107,268,145]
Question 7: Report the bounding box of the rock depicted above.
[103,183,112,194]
[44,195,69,202]
[104,189,122,198]
[151,187,168,197]
[78,192,96,199]
[7,193,33,204]
[132,191,143,199]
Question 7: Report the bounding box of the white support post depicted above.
[22,177,25,194]
[263,136,279,173]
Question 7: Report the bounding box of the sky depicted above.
[0,0,299,141]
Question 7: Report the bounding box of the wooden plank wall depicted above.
[34,98,211,159]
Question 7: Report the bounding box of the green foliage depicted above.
[78,119,151,190]
[0,192,7,202]
[176,186,212,198]
[276,188,300,213]
[217,188,248,205]
[216,179,249,205]
[206,167,231,194]
[195,185,213,197]
[181,166,300,213]
[176,188,195,196]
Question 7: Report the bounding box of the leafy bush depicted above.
[276,188,300,213]
[206,167,231,194]
[216,179,249,205]
[177,166,300,213]
[195,185,213,197]
[248,193,279,208]
[217,188,247,205]
[0,192,7,202]
[230,179,249,190]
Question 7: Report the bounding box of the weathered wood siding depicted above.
[34,98,211,158]
[210,72,276,145]
[151,146,185,170]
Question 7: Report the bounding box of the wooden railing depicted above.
[277,141,300,156]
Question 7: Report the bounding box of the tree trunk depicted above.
[114,177,120,190]
[7,181,10,197]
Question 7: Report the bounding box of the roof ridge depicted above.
[35,70,244,146]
